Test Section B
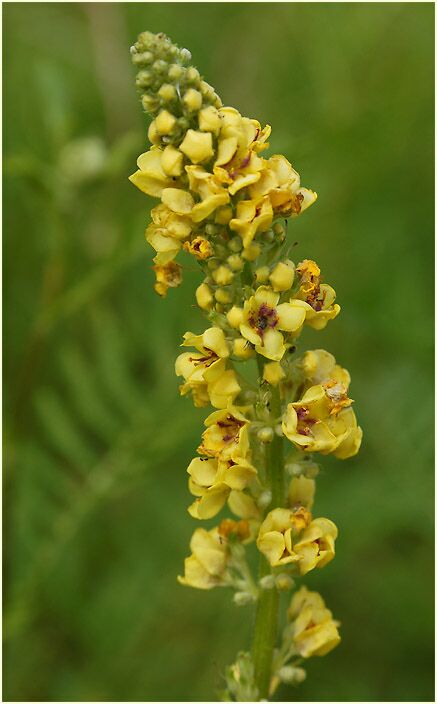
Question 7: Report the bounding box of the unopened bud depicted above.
[158,83,177,101]
[257,490,272,509]
[255,266,270,283]
[180,48,192,63]
[183,88,202,111]
[227,254,244,271]
[168,63,183,81]
[155,109,177,135]
[257,426,274,443]
[212,265,233,286]
[259,575,275,590]
[278,666,306,685]
[229,236,243,252]
[242,243,261,261]
[215,287,232,304]
[275,573,295,591]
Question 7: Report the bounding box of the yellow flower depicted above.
[153,260,182,297]
[179,129,214,164]
[187,456,257,519]
[161,187,194,215]
[198,407,251,462]
[229,196,273,249]
[293,259,340,330]
[213,113,266,195]
[183,236,213,260]
[257,508,337,574]
[249,154,317,217]
[282,383,362,458]
[240,286,307,361]
[175,328,240,409]
[178,526,230,590]
[185,165,230,222]
[256,507,312,567]
[205,365,242,409]
[293,517,338,575]
[288,587,341,657]
[129,147,174,197]
[146,204,192,264]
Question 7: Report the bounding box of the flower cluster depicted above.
[129,32,362,701]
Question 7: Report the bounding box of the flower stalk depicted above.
[128,31,363,701]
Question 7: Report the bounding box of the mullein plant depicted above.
[129,32,362,702]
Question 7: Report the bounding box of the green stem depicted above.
[252,368,284,700]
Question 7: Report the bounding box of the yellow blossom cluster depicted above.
[129,31,362,698]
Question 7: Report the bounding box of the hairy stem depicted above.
[252,373,284,699]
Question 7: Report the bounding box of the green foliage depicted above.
[3,3,434,701]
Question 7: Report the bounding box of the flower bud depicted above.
[257,426,274,443]
[161,145,183,176]
[199,106,221,135]
[155,109,177,135]
[273,222,286,237]
[278,666,306,685]
[227,254,244,271]
[228,236,243,252]
[196,282,213,310]
[259,575,275,590]
[186,66,199,82]
[168,63,183,80]
[153,59,168,74]
[257,490,272,509]
[263,361,285,386]
[275,573,295,591]
[255,266,270,283]
[227,306,244,329]
[215,288,232,304]
[158,83,177,101]
[141,94,159,113]
[205,223,218,236]
[233,338,255,359]
[233,591,254,607]
[215,206,233,225]
[212,265,233,286]
[242,243,261,261]
[183,88,203,111]
[180,48,192,63]
[147,120,160,144]
[269,260,295,292]
[136,69,153,88]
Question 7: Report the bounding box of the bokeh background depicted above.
[3,2,434,702]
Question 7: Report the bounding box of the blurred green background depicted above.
[3,2,434,702]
